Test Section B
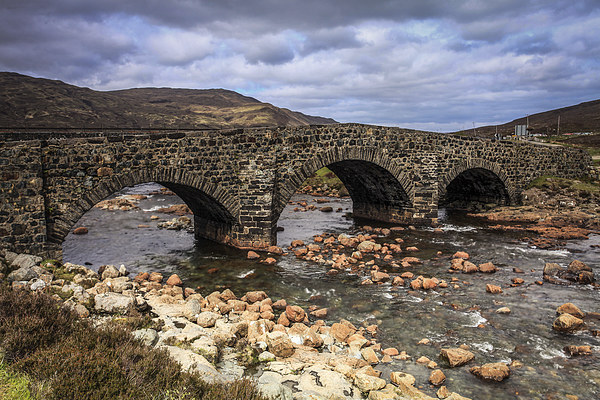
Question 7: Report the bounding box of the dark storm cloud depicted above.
[1,0,599,131]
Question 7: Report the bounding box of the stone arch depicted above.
[49,167,239,245]
[274,147,413,222]
[438,159,518,207]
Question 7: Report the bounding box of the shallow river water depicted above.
[63,183,600,400]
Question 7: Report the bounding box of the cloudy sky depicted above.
[1,1,599,131]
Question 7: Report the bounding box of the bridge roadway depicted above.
[0,124,592,258]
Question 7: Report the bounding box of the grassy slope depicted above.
[0,72,336,129]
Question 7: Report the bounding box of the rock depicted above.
[371,271,390,283]
[263,257,277,265]
[552,313,584,332]
[266,331,294,357]
[577,270,594,284]
[469,362,510,382]
[10,254,42,270]
[285,305,306,323]
[196,311,221,328]
[310,308,328,318]
[73,226,89,235]
[557,303,585,319]
[436,386,451,398]
[440,348,474,367]
[391,276,405,286]
[486,284,502,294]
[563,345,593,356]
[390,372,415,387]
[496,307,511,314]
[29,278,46,291]
[101,265,120,280]
[94,293,134,314]
[166,274,183,286]
[478,262,497,273]
[258,351,277,362]
[452,251,469,260]
[462,261,478,273]
[361,347,380,364]
[320,206,333,212]
[567,260,591,274]
[291,240,305,247]
[73,304,90,318]
[429,369,446,386]
[354,372,386,393]
[247,251,260,260]
[512,277,524,285]
[330,322,355,342]
[297,366,357,399]
[132,328,159,346]
[7,267,38,282]
[543,262,563,277]
[357,240,378,253]
[246,290,267,303]
[422,278,438,290]
[105,276,132,293]
[149,272,163,282]
[190,336,219,363]
[162,345,222,382]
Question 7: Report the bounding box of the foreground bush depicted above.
[0,286,267,400]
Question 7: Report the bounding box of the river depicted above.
[63,183,600,400]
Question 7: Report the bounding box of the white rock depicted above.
[94,292,135,314]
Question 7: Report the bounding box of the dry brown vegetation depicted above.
[0,285,267,400]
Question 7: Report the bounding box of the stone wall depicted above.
[0,124,592,258]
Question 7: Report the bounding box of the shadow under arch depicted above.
[48,167,239,247]
[274,147,413,224]
[438,159,518,208]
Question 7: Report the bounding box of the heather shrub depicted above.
[0,286,267,400]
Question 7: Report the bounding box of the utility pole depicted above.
[557,115,560,135]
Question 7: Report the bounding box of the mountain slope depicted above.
[0,72,336,129]
[457,99,600,138]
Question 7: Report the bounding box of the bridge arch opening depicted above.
[53,167,239,263]
[275,155,412,241]
[440,167,511,211]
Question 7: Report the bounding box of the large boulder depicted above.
[556,303,585,319]
[10,254,42,270]
[94,293,135,314]
[553,313,584,332]
[7,267,38,282]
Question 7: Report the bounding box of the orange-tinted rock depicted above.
[247,251,260,260]
[556,303,585,319]
[429,369,446,386]
[330,322,355,342]
[310,308,328,318]
[440,348,475,367]
[166,274,183,286]
[479,262,497,273]
[73,227,88,235]
[246,291,268,303]
[469,363,510,381]
[486,284,503,294]
[453,251,469,259]
[263,257,277,265]
[285,305,306,323]
[553,313,584,332]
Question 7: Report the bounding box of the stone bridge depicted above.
[0,124,592,258]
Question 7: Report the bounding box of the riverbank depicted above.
[1,251,477,400]
[468,176,600,250]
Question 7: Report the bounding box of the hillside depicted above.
[457,99,600,138]
[0,72,336,129]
